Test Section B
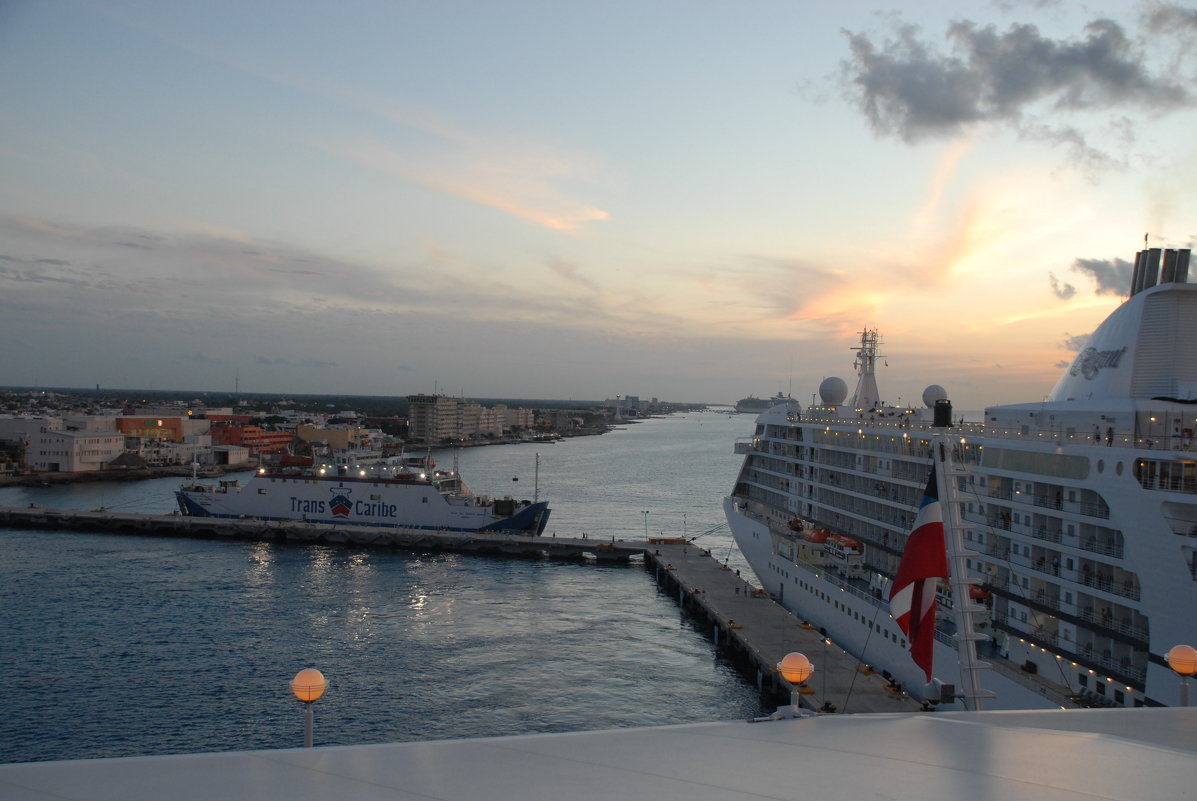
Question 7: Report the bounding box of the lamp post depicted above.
[641,510,649,538]
[291,668,327,747]
[1166,644,1197,706]
[776,652,814,717]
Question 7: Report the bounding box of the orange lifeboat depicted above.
[803,528,830,543]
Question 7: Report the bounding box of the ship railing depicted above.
[1074,607,1149,642]
[1077,537,1123,559]
[1078,573,1141,601]
[993,615,1146,683]
[1004,584,1148,642]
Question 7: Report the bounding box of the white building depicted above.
[27,428,125,473]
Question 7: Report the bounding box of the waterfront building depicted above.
[295,423,370,451]
[210,424,294,456]
[26,428,125,473]
[406,394,506,443]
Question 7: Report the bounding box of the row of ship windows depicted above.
[766,561,907,649]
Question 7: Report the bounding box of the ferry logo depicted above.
[329,488,353,517]
[1070,345,1127,380]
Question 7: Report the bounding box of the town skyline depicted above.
[3,1,1197,411]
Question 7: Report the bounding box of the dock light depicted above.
[775,652,814,717]
[291,668,327,747]
[1166,645,1197,706]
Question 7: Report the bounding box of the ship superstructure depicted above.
[726,246,1197,708]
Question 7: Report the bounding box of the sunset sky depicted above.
[3,1,1196,410]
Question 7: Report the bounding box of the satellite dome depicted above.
[922,384,948,407]
[819,376,848,406]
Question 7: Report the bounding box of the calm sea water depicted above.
[0,411,763,764]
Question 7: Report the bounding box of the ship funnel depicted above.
[1129,248,1191,296]
[933,399,953,428]
[1141,248,1161,294]
[1177,249,1191,283]
[1131,250,1145,295]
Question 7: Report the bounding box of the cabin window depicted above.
[258,489,267,495]
[1068,490,1077,502]
[421,497,428,503]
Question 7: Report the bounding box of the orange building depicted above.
[210,424,294,456]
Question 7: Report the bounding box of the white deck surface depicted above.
[3,707,1195,801]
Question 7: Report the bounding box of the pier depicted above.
[3,505,921,713]
[647,542,922,714]
[0,506,643,562]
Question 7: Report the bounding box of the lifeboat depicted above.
[803,528,830,543]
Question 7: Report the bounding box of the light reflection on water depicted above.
[0,412,766,763]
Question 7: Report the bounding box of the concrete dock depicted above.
[0,505,644,561]
[647,541,922,714]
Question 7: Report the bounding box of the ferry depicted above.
[177,453,551,535]
[726,246,1197,709]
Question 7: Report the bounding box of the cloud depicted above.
[840,15,1190,161]
[1061,332,1089,352]
[1048,273,1076,299]
[253,355,337,369]
[1145,3,1197,35]
[1071,256,1133,295]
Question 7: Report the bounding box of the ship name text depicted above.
[289,497,399,517]
[1070,345,1128,380]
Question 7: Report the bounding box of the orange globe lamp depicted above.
[1166,645,1197,706]
[291,668,327,746]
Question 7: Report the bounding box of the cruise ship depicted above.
[725,246,1197,709]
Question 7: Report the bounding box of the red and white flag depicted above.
[889,465,949,683]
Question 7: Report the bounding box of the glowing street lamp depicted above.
[291,668,327,747]
[1166,644,1197,706]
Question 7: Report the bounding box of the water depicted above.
[0,411,763,764]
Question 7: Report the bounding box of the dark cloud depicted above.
[840,16,1190,157]
[1048,273,1076,299]
[1071,256,1133,295]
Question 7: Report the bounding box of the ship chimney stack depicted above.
[933,399,953,428]
[1130,250,1146,296]
[1143,248,1162,293]
[1177,249,1192,284]
[1162,249,1179,284]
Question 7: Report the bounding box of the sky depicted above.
[2,1,1197,409]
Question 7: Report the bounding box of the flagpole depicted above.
[931,405,995,710]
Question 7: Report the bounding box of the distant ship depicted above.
[177,454,551,535]
[726,246,1197,709]
[734,393,792,414]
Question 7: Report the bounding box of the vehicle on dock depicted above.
[176,453,550,535]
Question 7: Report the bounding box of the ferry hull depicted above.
[177,474,550,536]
